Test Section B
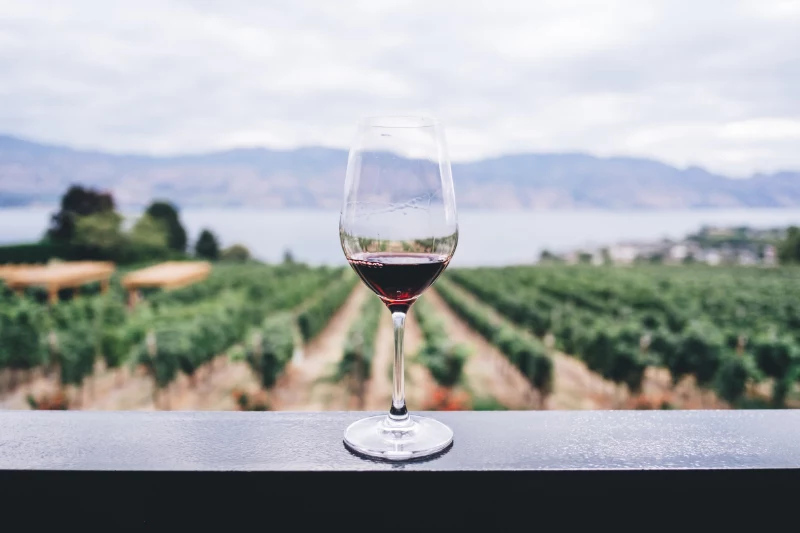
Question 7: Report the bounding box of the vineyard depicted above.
[446,264,800,409]
[2,261,799,411]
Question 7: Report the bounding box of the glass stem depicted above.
[389,310,410,424]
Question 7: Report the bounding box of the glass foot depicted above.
[343,414,453,461]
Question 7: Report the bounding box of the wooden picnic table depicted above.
[0,261,115,304]
[121,261,212,306]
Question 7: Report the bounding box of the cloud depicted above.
[0,0,798,175]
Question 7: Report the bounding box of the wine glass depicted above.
[340,115,458,460]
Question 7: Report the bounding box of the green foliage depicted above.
[414,297,469,388]
[715,353,758,404]
[669,321,724,386]
[0,263,344,397]
[48,185,115,243]
[752,333,798,379]
[195,229,220,260]
[129,214,169,250]
[128,264,340,390]
[0,242,75,264]
[0,299,48,370]
[446,263,800,403]
[471,396,509,410]
[145,201,188,252]
[335,295,383,386]
[418,340,469,388]
[55,327,97,386]
[778,226,800,264]
[72,211,125,255]
[246,313,296,389]
[433,279,553,397]
[298,274,357,342]
[221,244,251,263]
[35,187,182,265]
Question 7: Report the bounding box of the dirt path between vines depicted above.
[424,289,543,409]
[0,355,265,412]
[271,285,367,411]
[364,306,430,411]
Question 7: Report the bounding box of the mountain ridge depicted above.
[1,133,799,210]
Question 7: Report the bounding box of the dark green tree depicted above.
[145,201,188,252]
[47,185,115,243]
[221,244,251,262]
[194,229,220,260]
[539,249,562,263]
[778,226,800,264]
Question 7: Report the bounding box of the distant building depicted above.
[737,250,758,266]
[705,250,722,266]
[563,251,580,265]
[608,243,639,264]
[668,244,689,262]
[558,225,780,267]
[764,244,777,266]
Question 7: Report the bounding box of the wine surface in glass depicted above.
[347,252,450,311]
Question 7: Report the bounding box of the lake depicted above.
[4,207,800,267]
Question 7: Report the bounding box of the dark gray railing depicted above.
[0,410,797,523]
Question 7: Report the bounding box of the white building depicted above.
[668,244,689,262]
[705,250,722,266]
[608,244,639,264]
[763,244,777,266]
[737,250,758,266]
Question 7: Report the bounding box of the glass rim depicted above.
[358,115,440,129]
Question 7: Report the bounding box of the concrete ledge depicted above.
[1,410,799,470]
[0,410,797,523]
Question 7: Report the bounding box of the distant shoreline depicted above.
[4,207,800,267]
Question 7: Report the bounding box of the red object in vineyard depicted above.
[426,386,470,411]
[231,388,269,411]
[27,391,70,410]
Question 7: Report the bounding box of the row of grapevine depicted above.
[413,296,469,390]
[0,290,130,393]
[246,313,296,391]
[447,265,800,406]
[128,267,348,395]
[297,273,358,342]
[333,295,384,407]
[433,278,553,403]
[0,265,348,403]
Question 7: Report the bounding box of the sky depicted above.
[0,0,799,176]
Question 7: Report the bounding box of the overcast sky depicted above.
[0,0,798,176]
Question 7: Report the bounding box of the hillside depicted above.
[1,134,799,209]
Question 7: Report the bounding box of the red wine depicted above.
[348,252,450,311]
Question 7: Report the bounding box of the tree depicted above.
[47,185,115,243]
[600,247,612,265]
[282,249,295,264]
[128,214,169,251]
[221,244,251,262]
[539,250,562,263]
[72,212,125,257]
[145,201,188,252]
[778,226,800,264]
[194,229,220,260]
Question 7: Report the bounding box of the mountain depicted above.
[1,133,799,209]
